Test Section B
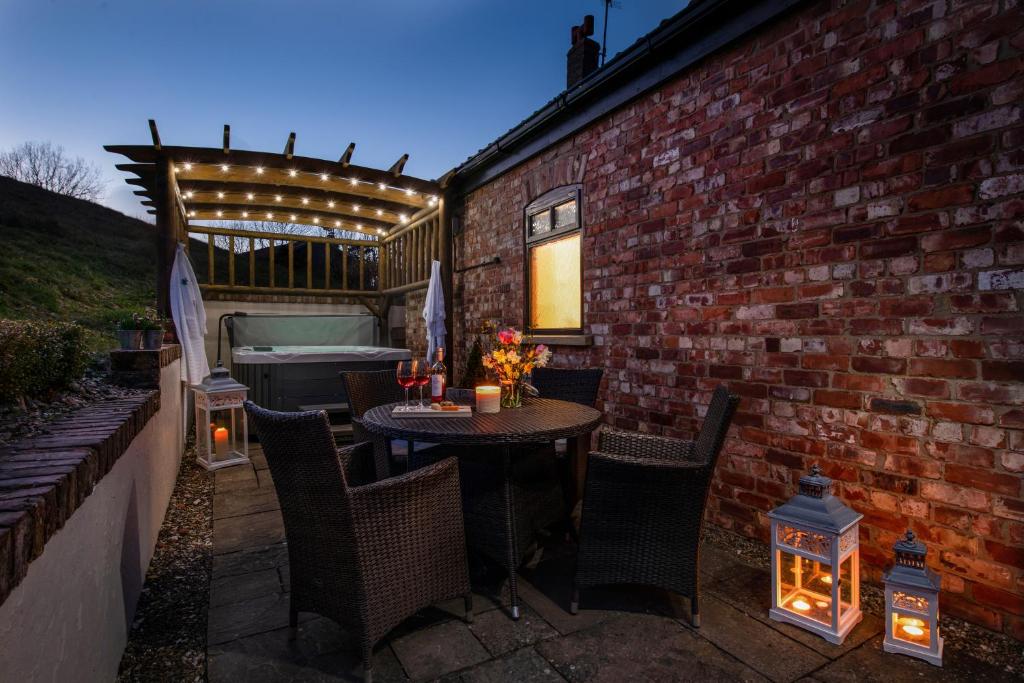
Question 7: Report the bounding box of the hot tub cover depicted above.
[232,345,412,365]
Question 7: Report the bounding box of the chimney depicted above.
[567,15,600,89]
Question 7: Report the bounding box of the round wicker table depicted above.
[357,397,601,619]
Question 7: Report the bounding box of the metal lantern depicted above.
[769,465,863,644]
[192,361,250,470]
[883,530,943,666]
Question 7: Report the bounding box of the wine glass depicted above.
[396,360,415,409]
[414,357,430,408]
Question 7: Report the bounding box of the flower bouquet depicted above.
[482,327,551,408]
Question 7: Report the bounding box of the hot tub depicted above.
[225,315,411,413]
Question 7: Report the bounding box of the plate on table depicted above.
[391,405,472,418]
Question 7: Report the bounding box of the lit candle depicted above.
[900,617,926,639]
[214,427,229,458]
[475,385,501,413]
[791,597,811,612]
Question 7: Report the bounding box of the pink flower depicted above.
[497,329,516,345]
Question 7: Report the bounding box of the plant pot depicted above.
[143,329,164,350]
[117,329,143,350]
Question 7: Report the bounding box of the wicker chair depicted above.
[529,367,604,407]
[571,385,740,626]
[341,369,411,478]
[244,401,472,682]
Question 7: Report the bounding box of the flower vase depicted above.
[501,381,523,409]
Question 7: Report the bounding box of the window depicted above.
[525,185,582,334]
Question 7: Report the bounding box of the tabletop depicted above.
[357,397,602,446]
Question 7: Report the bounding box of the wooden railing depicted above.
[187,226,380,295]
[379,209,441,295]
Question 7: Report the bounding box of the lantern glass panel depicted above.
[892,610,931,646]
[838,555,854,619]
[779,549,833,625]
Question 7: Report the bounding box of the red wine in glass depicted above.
[414,358,430,407]
[396,360,416,408]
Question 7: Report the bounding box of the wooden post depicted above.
[438,193,453,379]
[154,155,178,318]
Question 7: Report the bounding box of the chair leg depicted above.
[288,603,298,641]
[464,592,475,623]
[363,645,374,683]
[570,585,580,615]
[691,593,701,628]
[501,448,521,620]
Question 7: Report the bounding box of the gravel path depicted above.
[117,443,213,682]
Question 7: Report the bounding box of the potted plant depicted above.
[115,310,164,350]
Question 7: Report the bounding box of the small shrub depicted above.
[0,320,89,404]
[112,308,163,331]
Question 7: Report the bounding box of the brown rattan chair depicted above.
[341,368,411,478]
[571,385,740,626]
[244,401,472,682]
[529,367,604,407]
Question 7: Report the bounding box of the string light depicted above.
[216,210,223,217]
[320,173,329,181]
[242,211,249,218]
[327,200,335,208]
[377,228,386,235]
[255,166,265,175]
[375,208,383,216]
[184,191,194,199]
[400,214,408,223]
[301,197,309,205]
[188,210,196,217]
[266,212,274,219]
[290,214,297,221]
[183,163,193,171]
[352,204,360,212]
[428,195,438,205]
[289,169,298,177]
[334,220,341,228]
[356,223,363,230]
[405,188,414,197]
[246,193,255,200]
[349,177,358,186]
[377,182,386,191]
[220,164,230,172]
[313,217,319,225]
[217,191,225,199]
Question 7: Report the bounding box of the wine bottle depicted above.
[430,348,447,403]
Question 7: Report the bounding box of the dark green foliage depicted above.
[0,320,88,403]
[460,337,487,388]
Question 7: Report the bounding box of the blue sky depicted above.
[0,1,686,219]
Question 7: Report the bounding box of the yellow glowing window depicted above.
[529,233,581,330]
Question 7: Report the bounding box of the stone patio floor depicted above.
[207,445,1010,682]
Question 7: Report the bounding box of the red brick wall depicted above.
[404,288,428,358]
[453,0,1024,638]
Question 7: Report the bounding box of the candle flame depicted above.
[791,598,811,612]
[900,618,926,638]
[820,575,833,585]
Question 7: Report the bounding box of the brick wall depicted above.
[452,0,1024,638]
[405,289,429,358]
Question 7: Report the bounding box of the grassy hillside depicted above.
[0,176,157,351]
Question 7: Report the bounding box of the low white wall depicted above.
[202,299,368,371]
[0,360,184,682]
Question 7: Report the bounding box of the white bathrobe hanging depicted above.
[422,260,446,360]
[169,243,210,385]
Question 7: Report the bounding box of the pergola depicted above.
[106,120,451,327]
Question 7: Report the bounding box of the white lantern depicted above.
[769,465,863,644]
[883,530,943,666]
[192,361,250,470]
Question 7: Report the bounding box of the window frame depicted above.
[523,184,583,336]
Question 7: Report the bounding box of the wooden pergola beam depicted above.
[176,179,413,214]
[340,142,355,167]
[388,154,408,177]
[187,206,389,234]
[183,195,397,229]
[148,119,161,149]
[283,132,296,159]
[223,124,230,154]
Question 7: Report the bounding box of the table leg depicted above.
[501,447,520,620]
[566,431,593,507]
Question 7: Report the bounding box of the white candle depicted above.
[476,385,500,413]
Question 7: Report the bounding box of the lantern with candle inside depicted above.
[192,361,250,470]
[768,464,863,644]
[883,530,942,666]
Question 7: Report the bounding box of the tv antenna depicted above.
[600,0,622,66]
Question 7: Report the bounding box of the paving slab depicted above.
[213,487,280,520]
[213,543,289,579]
[811,634,1007,682]
[208,591,310,645]
[390,619,490,681]
[210,567,285,608]
[708,561,883,658]
[214,464,259,493]
[213,509,285,555]
[208,618,406,683]
[459,647,566,682]
[535,612,767,683]
[691,595,829,682]
[468,603,559,657]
